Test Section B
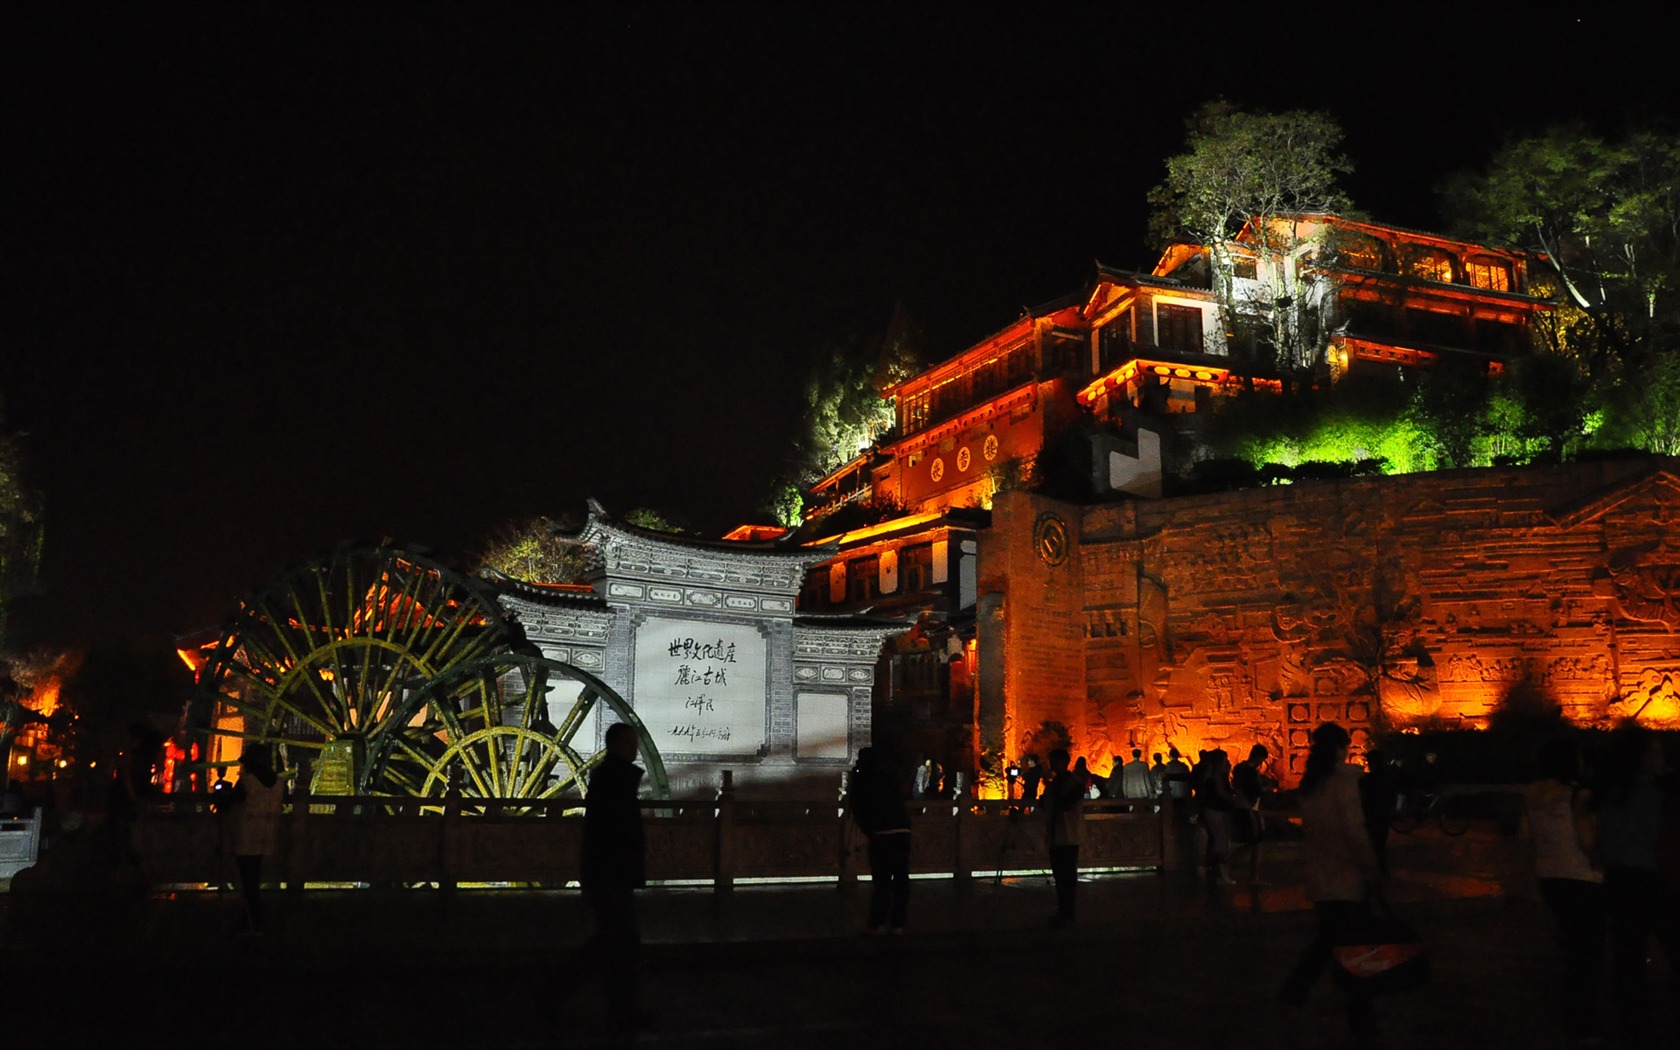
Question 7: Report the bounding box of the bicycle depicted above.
[1389,790,1470,836]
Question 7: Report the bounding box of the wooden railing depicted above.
[132,787,1176,892]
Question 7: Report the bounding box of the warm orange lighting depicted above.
[176,646,209,676]
[721,523,791,543]
[810,510,945,548]
[24,675,61,719]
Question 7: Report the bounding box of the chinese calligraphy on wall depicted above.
[633,617,768,755]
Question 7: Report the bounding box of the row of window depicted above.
[902,344,1033,433]
[799,544,940,610]
[1336,235,1514,292]
[1341,298,1527,354]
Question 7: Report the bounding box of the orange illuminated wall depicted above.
[976,458,1680,788]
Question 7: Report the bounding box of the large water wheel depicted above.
[368,651,669,802]
[195,543,665,802]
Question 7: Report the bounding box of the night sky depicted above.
[2,3,1673,648]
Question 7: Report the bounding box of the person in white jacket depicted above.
[224,747,286,935]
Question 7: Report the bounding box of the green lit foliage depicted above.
[1443,128,1678,364]
[776,304,930,523]
[475,516,596,584]
[1198,345,1623,485]
[763,477,804,529]
[622,507,681,532]
[477,508,685,584]
[1600,347,1680,455]
[1442,127,1680,459]
[0,399,45,652]
[1205,373,1430,476]
[794,336,895,483]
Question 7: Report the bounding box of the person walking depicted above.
[582,722,649,1028]
[1044,748,1085,927]
[1277,722,1383,1044]
[223,747,286,935]
[1523,737,1606,1044]
[848,746,912,934]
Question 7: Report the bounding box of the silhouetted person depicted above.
[105,722,160,879]
[1360,749,1400,876]
[1278,723,1382,1043]
[1596,725,1678,1045]
[1524,737,1605,1042]
[583,722,648,1027]
[224,747,285,935]
[1020,754,1042,805]
[1073,757,1096,799]
[848,746,912,933]
[1196,748,1237,885]
[1163,747,1192,815]
[1044,748,1084,927]
[1231,744,1272,883]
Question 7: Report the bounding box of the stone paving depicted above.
[1,830,1671,1049]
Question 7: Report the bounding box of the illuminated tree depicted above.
[475,516,597,584]
[1442,128,1680,456]
[476,508,683,584]
[1605,347,1680,455]
[1149,101,1354,379]
[777,306,929,525]
[1443,128,1678,367]
[795,336,895,481]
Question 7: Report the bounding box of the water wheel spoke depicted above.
[554,685,600,744]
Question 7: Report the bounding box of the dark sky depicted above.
[2,2,1673,647]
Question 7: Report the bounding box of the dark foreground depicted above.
[2,832,1671,1049]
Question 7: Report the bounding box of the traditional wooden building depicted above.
[786,214,1628,791]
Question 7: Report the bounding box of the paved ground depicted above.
[1,830,1672,1050]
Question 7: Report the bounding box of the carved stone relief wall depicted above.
[983,459,1680,789]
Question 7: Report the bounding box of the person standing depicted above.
[1596,725,1677,1046]
[1020,753,1042,806]
[1120,748,1156,802]
[1278,723,1382,1044]
[912,757,932,801]
[1231,744,1272,884]
[848,746,912,934]
[582,722,648,1027]
[1197,748,1238,885]
[1524,737,1605,1043]
[1163,746,1192,812]
[1045,748,1085,927]
[224,747,286,935]
[1360,749,1400,877]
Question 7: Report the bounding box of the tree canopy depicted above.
[475,507,685,584]
[1149,100,1354,250]
[768,303,929,526]
[1149,101,1354,378]
[1441,127,1680,455]
[1,400,45,652]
